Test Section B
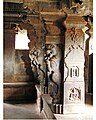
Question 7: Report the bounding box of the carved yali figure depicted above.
[29,47,45,84]
[29,47,40,67]
[45,44,62,103]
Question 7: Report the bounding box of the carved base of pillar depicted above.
[63,81,85,114]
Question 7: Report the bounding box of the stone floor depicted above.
[4,102,94,120]
[54,104,94,120]
[54,94,94,120]
[3,94,94,120]
[3,102,43,120]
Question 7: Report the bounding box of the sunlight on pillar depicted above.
[15,29,30,50]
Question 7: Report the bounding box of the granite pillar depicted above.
[63,15,86,114]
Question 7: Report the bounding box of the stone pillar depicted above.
[63,15,86,114]
[23,14,46,85]
[41,11,67,104]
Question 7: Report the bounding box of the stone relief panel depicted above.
[64,81,84,104]
[68,87,81,101]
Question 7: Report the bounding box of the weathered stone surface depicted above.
[63,15,85,114]
[3,30,15,82]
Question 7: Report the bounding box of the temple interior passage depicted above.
[3,0,93,119]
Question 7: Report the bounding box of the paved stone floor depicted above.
[3,94,94,120]
[3,102,43,120]
[3,102,94,120]
[54,104,94,120]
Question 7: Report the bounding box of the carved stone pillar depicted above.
[22,14,46,85]
[63,15,86,114]
[41,11,67,104]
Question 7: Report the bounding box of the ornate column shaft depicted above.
[41,11,67,104]
[23,14,46,85]
[63,15,86,114]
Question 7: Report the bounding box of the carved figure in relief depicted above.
[70,27,78,42]
[70,0,85,14]
[45,44,57,72]
[29,47,45,83]
[45,44,62,103]
[29,47,41,68]
[69,87,81,101]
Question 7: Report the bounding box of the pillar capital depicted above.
[65,15,86,29]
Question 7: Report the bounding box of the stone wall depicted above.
[3,2,37,102]
[3,30,15,82]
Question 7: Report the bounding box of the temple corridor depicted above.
[3,0,93,119]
